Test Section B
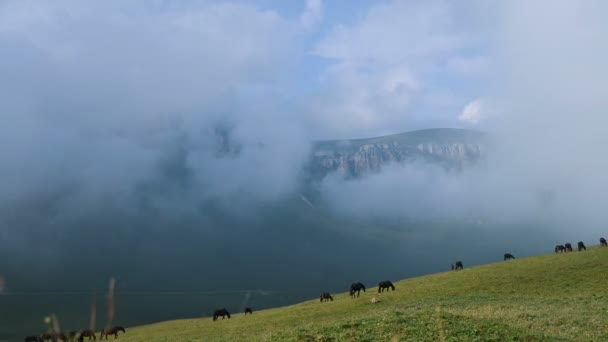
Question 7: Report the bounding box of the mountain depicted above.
[308,128,486,180]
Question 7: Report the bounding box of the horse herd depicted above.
[26,237,608,340]
[24,326,125,342]
[553,239,607,253]
[211,238,608,323]
[211,280,397,322]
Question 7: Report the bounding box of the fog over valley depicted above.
[1,0,607,339]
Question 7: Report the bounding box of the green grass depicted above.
[121,247,608,341]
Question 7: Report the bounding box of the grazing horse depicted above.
[504,253,515,261]
[378,281,395,293]
[213,308,231,321]
[244,307,253,315]
[555,245,565,253]
[25,337,41,342]
[319,292,333,302]
[350,282,366,298]
[577,241,586,251]
[100,326,125,340]
[78,329,96,341]
[454,261,464,270]
[564,243,573,252]
[601,237,607,247]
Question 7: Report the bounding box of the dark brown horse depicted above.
[577,241,586,251]
[244,307,253,315]
[601,237,607,247]
[454,261,464,270]
[350,282,366,298]
[564,243,573,252]
[100,326,125,340]
[213,308,231,321]
[378,281,395,293]
[78,329,97,341]
[319,292,333,302]
[555,245,565,253]
[504,253,515,261]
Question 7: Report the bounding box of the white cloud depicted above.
[314,1,467,65]
[446,55,490,75]
[0,1,308,208]
[309,0,477,138]
[300,0,323,30]
[458,99,485,124]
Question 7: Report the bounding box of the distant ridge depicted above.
[309,128,486,179]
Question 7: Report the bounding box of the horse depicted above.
[100,326,125,340]
[577,241,586,251]
[77,329,97,341]
[350,282,366,298]
[319,292,333,302]
[213,308,231,321]
[564,243,573,252]
[244,307,253,315]
[601,237,607,247]
[504,253,515,261]
[25,337,41,342]
[378,281,395,293]
[555,245,565,253]
[454,261,464,270]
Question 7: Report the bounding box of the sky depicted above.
[1,0,608,336]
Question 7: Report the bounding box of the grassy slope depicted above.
[122,247,608,341]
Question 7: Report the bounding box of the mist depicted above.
[1,0,607,339]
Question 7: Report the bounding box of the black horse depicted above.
[319,292,333,302]
[244,307,253,315]
[213,308,231,321]
[577,241,586,251]
[378,281,395,293]
[564,243,573,252]
[350,282,366,298]
[555,245,565,253]
[77,330,96,342]
[100,326,125,340]
[454,261,464,270]
[601,237,607,247]
[504,253,515,261]
[25,337,41,342]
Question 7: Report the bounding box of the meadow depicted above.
[115,246,608,341]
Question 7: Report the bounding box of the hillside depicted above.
[308,128,486,180]
[118,246,607,341]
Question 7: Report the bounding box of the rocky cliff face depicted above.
[308,128,485,180]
